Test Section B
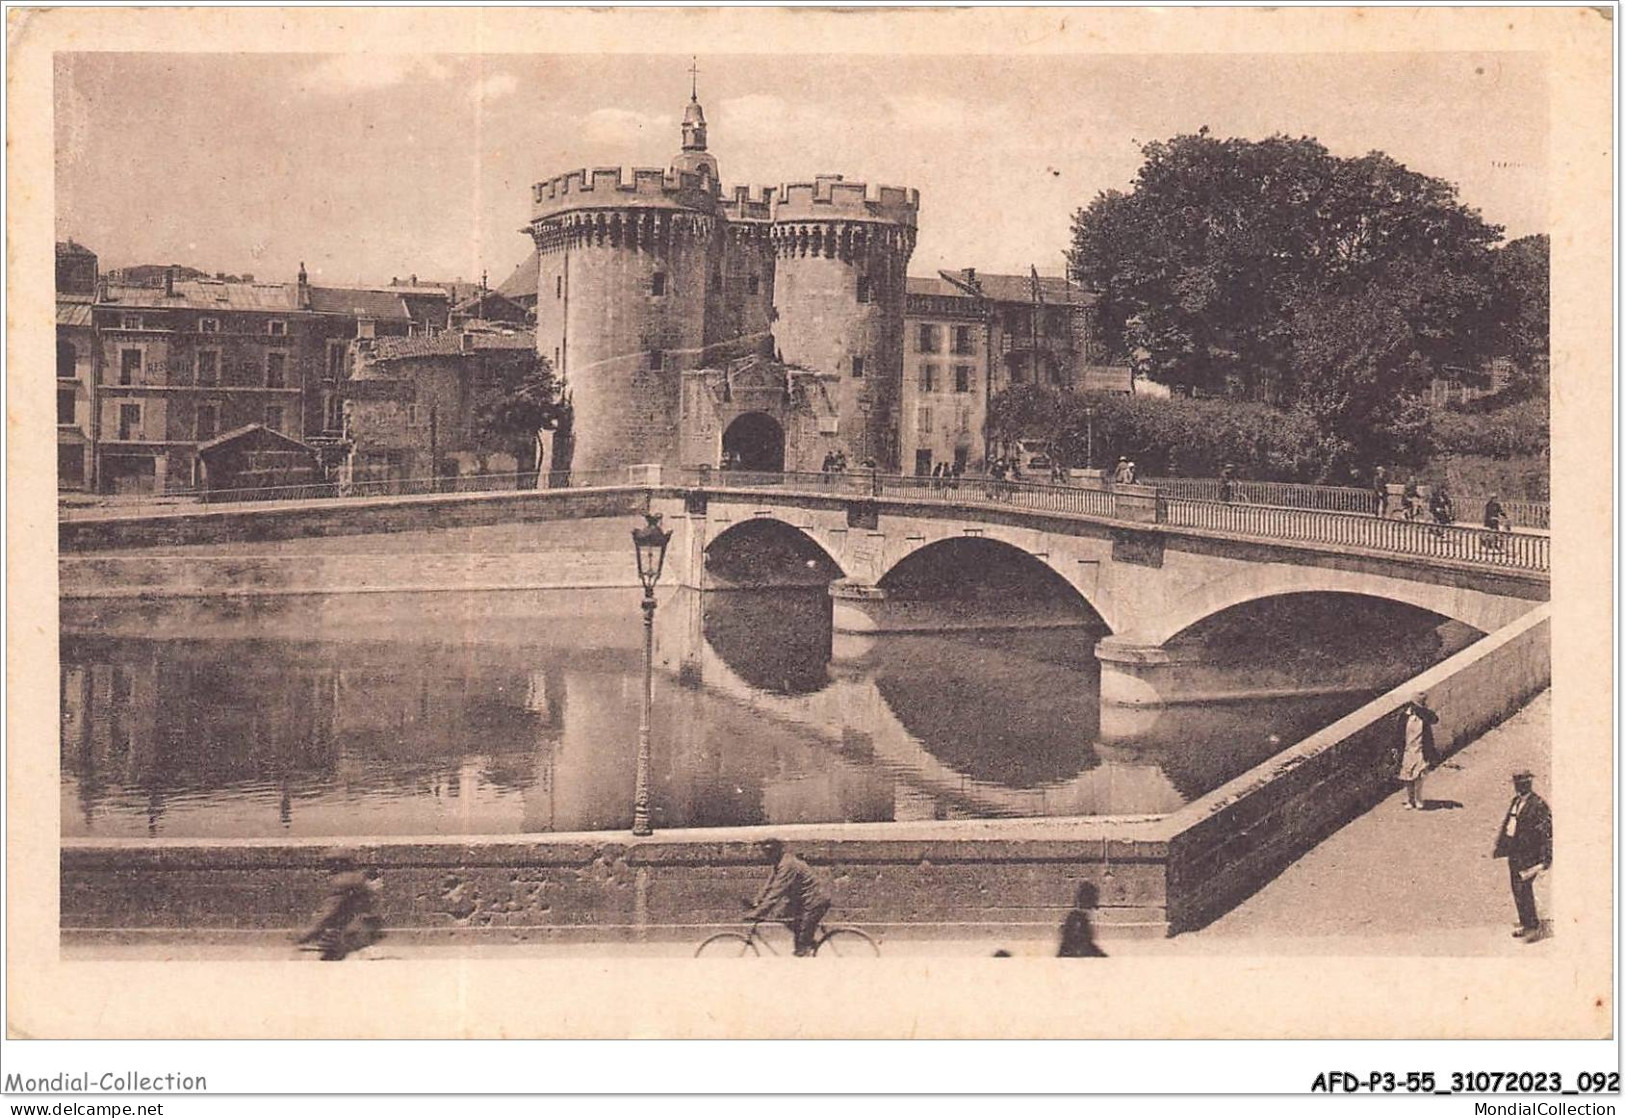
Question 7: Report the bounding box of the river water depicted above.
[61,587,1384,839]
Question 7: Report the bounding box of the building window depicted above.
[405,404,422,428]
[119,349,142,385]
[747,275,760,295]
[324,393,343,433]
[921,364,937,392]
[264,404,284,433]
[952,325,975,355]
[917,323,940,353]
[650,272,666,296]
[267,320,287,337]
[117,403,141,441]
[195,404,218,442]
[856,276,872,304]
[196,349,220,386]
[954,365,972,393]
[325,341,347,383]
[199,317,219,334]
[121,313,143,330]
[917,406,933,434]
[57,339,77,380]
[1048,308,1068,335]
[851,355,865,379]
[649,349,665,371]
[57,388,75,426]
[265,351,287,388]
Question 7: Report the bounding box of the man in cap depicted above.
[1492,770,1553,941]
[1397,692,1439,809]
[746,839,833,956]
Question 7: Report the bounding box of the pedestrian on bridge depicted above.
[1372,466,1390,517]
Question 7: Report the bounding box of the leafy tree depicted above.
[1067,130,1506,472]
[472,353,568,478]
[1487,234,1549,396]
[986,383,1066,460]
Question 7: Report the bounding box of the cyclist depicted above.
[745,839,832,957]
[295,855,384,961]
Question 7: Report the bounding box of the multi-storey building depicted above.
[56,241,100,490]
[77,259,448,494]
[900,269,1116,475]
[526,84,918,473]
[344,321,541,483]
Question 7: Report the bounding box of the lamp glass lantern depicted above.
[632,513,672,592]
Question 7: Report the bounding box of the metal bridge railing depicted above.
[1158,497,1548,570]
[59,467,1549,571]
[1145,475,1550,531]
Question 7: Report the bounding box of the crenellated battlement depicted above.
[531,165,717,221]
[772,174,919,227]
[718,184,776,223]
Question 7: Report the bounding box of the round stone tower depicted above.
[769,176,918,470]
[527,93,723,474]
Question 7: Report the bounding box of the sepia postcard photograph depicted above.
[4,4,1614,1063]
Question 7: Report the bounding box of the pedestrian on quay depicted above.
[1057,880,1108,958]
[295,855,385,961]
[1112,456,1131,485]
[1372,465,1390,517]
[1492,770,1552,942]
[1125,460,1139,485]
[1219,463,1237,504]
[1396,692,1440,810]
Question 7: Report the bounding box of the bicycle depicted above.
[694,916,880,958]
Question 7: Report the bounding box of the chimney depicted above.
[96,276,109,303]
[410,273,418,286]
[460,331,476,353]
[964,267,977,287]
[164,266,176,298]
[297,261,310,309]
[215,272,226,281]
[242,273,254,283]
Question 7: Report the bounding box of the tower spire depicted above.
[689,56,700,101]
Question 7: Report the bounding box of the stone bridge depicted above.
[651,477,1548,706]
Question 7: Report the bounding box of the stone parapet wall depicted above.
[1162,603,1551,932]
[62,824,1172,942]
[59,487,648,552]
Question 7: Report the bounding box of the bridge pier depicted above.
[829,578,1098,637]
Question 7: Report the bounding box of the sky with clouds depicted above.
[55,51,1547,288]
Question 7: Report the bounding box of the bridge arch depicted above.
[703,515,846,589]
[874,535,1110,632]
[1129,563,1533,649]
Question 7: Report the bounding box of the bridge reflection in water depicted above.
[60,586,1460,840]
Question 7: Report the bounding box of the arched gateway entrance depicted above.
[721,412,785,472]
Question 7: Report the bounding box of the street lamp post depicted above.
[1085,406,1096,471]
[630,512,672,837]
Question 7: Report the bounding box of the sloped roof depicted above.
[196,423,314,456]
[306,286,413,321]
[370,327,536,360]
[494,249,541,301]
[57,300,95,327]
[906,275,976,298]
[104,281,297,312]
[938,269,1097,305]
